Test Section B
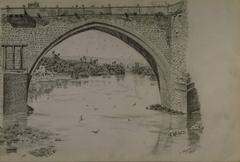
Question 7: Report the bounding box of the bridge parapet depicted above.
[1,1,184,17]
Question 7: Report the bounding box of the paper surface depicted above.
[0,0,239,161]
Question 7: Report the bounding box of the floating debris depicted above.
[91,129,100,134]
[182,147,196,153]
[27,105,34,115]
[79,115,83,122]
[55,138,62,141]
[21,154,26,157]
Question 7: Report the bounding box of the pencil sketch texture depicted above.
[0,0,205,161]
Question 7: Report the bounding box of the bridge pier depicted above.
[0,72,29,129]
[158,75,187,113]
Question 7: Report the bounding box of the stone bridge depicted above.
[0,1,188,128]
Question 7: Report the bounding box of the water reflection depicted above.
[71,80,82,87]
[115,75,125,81]
[151,114,186,154]
[151,113,203,155]
[28,79,71,102]
[28,75,127,102]
[186,113,203,153]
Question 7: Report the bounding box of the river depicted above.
[1,74,203,161]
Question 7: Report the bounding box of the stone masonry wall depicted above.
[169,0,188,112]
[2,73,28,127]
[3,73,28,114]
[0,12,3,127]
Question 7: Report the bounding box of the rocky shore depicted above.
[0,124,61,157]
[190,121,204,132]
[146,104,185,115]
[168,129,186,137]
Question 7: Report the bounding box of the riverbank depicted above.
[30,72,153,83]
[0,124,61,158]
[146,104,185,115]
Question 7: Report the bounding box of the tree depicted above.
[51,51,60,60]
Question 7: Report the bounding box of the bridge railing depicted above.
[1,1,184,17]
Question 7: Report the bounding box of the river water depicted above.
[1,74,203,161]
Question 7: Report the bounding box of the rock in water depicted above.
[27,105,34,115]
[29,146,56,157]
[6,146,17,153]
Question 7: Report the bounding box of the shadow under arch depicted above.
[29,21,171,104]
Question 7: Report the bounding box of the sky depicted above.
[1,0,240,160]
[48,30,148,64]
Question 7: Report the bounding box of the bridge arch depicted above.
[30,21,170,80]
[28,21,171,107]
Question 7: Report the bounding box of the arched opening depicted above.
[27,27,163,108]
[1,22,192,160]
[29,22,170,93]
[25,23,166,152]
[25,22,172,158]
[28,28,162,103]
[27,22,172,109]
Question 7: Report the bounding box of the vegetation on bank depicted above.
[129,62,154,76]
[36,51,125,78]
[35,51,156,79]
